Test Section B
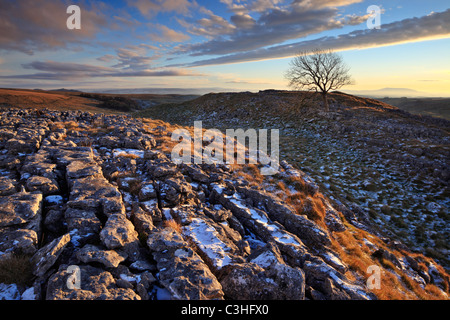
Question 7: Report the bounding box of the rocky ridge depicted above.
[0,107,448,300]
[136,90,450,269]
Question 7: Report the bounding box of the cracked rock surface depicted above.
[0,108,448,300]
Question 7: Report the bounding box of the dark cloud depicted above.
[184,9,450,67]
[112,48,158,70]
[0,60,205,81]
[177,0,368,57]
[149,24,191,42]
[22,61,116,73]
[0,0,111,55]
[126,0,193,16]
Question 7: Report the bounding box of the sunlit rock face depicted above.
[0,107,448,301]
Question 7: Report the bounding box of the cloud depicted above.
[97,44,162,69]
[230,13,256,29]
[127,0,193,16]
[149,24,191,42]
[97,54,117,62]
[184,9,450,67]
[0,60,204,81]
[180,12,237,37]
[220,0,283,14]
[22,61,115,73]
[177,0,368,57]
[226,79,272,85]
[0,0,110,55]
[112,47,159,70]
[292,0,364,9]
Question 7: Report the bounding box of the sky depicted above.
[0,0,449,96]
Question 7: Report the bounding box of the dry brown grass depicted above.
[0,253,34,286]
[64,121,80,131]
[155,134,179,155]
[116,152,141,160]
[232,164,265,186]
[0,88,124,114]
[285,175,307,193]
[163,219,183,233]
[331,225,450,300]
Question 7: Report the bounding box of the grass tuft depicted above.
[0,253,34,286]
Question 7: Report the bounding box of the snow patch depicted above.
[113,148,144,158]
[0,283,21,300]
[183,217,233,269]
[45,195,64,206]
[21,287,36,300]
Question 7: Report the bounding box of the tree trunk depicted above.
[322,93,329,112]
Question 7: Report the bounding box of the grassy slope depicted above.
[0,90,448,299]
[0,88,198,114]
[0,88,119,114]
[137,114,450,300]
[134,90,450,269]
[378,97,450,121]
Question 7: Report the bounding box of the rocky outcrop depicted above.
[138,91,449,270]
[0,108,448,301]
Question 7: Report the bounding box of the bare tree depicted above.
[285,49,354,112]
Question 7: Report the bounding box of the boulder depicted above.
[236,186,331,247]
[130,203,155,239]
[140,199,163,223]
[52,146,94,166]
[220,243,306,300]
[100,214,139,250]
[371,248,402,269]
[46,265,140,300]
[219,262,305,300]
[182,216,242,270]
[303,259,374,300]
[138,182,157,201]
[6,138,39,154]
[182,164,210,183]
[158,177,195,206]
[0,177,16,196]
[99,135,120,148]
[64,207,102,239]
[76,244,127,268]
[148,228,224,300]
[20,152,57,180]
[66,160,103,184]
[123,135,156,150]
[68,176,125,216]
[31,233,71,278]
[25,175,59,195]
[0,192,43,231]
[0,228,38,257]
[148,161,179,179]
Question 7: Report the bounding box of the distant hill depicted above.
[0,88,118,113]
[347,87,446,98]
[0,88,198,114]
[378,97,450,120]
[49,88,82,93]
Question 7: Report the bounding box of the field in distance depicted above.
[0,88,198,114]
[378,97,450,121]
